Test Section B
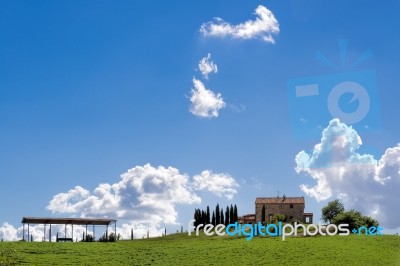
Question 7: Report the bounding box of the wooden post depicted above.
[114,222,117,241]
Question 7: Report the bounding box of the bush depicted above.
[274,214,287,223]
[331,209,378,230]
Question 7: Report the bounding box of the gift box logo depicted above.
[287,40,381,141]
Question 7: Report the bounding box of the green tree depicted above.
[220,210,224,225]
[216,204,220,225]
[322,199,345,223]
[332,209,379,230]
[225,206,229,226]
[211,211,215,226]
[331,209,363,229]
[230,204,234,224]
[206,206,210,224]
[233,204,238,222]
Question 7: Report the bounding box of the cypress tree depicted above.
[211,211,216,226]
[262,205,266,224]
[220,210,224,225]
[230,204,234,224]
[225,206,229,226]
[234,204,238,222]
[206,206,210,224]
[216,204,220,225]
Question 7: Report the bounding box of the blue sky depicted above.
[1,0,400,239]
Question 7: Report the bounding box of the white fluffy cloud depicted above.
[200,5,279,43]
[295,119,400,229]
[1,164,239,241]
[192,170,239,200]
[48,164,237,224]
[189,78,225,118]
[198,53,218,79]
[0,222,18,241]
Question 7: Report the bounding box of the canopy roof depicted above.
[21,217,116,226]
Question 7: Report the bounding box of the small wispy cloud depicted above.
[200,5,279,43]
[198,53,218,79]
[189,78,225,118]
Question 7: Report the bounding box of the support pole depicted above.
[72,224,74,241]
[65,224,66,238]
[44,224,46,242]
[93,225,95,240]
[22,223,25,241]
[85,225,88,241]
[49,224,52,242]
[28,224,30,242]
[114,222,117,241]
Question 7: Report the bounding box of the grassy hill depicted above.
[1,233,399,265]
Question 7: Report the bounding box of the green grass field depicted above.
[1,233,399,265]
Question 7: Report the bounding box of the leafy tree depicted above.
[331,209,363,229]
[322,199,345,223]
[362,216,379,228]
[332,209,379,230]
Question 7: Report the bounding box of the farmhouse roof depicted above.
[21,217,116,226]
[255,196,304,204]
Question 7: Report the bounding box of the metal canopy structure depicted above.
[21,217,117,242]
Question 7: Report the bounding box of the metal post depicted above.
[85,225,88,241]
[93,225,95,240]
[22,223,25,241]
[114,222,117,241]
[65,224,66,238]
[72,224,74,241]
[44,224,46,242]
[28,224,30,242]
[49,224,52,242]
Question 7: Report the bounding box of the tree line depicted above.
[193,204,238,227]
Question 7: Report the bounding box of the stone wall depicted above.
[255,203,305,223]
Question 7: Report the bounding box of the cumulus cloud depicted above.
[198,53,218,79]
[0,222,161,241]
[189,78,225,118]
[48,164,237,224]
[0,223,19,241]
[295,118,400,229]
[48,164,201,225]
[0,164,239,241]
[200,5,279,43]
[192,170,239,199]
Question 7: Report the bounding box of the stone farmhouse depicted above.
[239,195,313,224]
